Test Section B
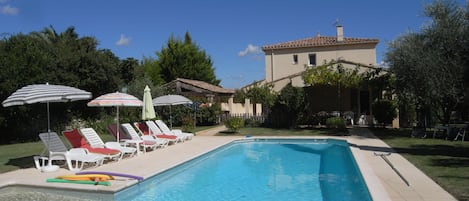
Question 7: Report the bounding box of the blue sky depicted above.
[1,0,467,89]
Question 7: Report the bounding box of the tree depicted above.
[141,56,165,86]
[386,0,468,126]
[155,32,220,85]
[119,57,139,84]
[372,100,398,128]
[267,83,304,128]
[0,26,122,143]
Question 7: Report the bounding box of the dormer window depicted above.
[292,54,298,64]
[308,54,316,66]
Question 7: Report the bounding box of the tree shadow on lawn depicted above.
[351,143,469,166]
[431,158,469,167]
[5,155,36,169]
[369,128,413,140]
[393,144,469,159]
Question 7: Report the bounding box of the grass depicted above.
[370,128,469,201]
[0,141,43,173]
[0,126,467,200]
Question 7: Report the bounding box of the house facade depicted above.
[262,25,379,91]
[260,25,395,126]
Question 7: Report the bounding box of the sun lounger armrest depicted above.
[48,151,67,161]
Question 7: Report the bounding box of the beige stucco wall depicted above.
[265,43,377,91]
[221,98,263,115]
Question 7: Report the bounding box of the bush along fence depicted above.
[220,113,266,127]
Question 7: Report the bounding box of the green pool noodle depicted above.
[46,178,110,186]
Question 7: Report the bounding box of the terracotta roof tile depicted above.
[174,78,235,94]
[262,36,379,51]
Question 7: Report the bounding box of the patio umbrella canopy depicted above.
[1,83,92,172]
[87,92,142,142]
[2,83,92,133]
[142,85,156,120]
[152,94,192,128]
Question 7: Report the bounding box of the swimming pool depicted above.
[115,139,372,201]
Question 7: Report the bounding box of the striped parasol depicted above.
[88,92,142,142]
[2,83,92,132]
[2,83,91,172]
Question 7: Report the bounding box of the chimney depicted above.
[336,25,344,42]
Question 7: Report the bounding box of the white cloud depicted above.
[378,61,389,68]
[238,44,261,57]
[0,5,19,15]
[116,34,131,46]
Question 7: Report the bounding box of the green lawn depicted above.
[0,141,43,173]
[370,128,469,201]
[0,126,467,200]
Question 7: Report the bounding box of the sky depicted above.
[0,0,467,89]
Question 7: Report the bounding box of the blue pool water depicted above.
[115,139,372,201]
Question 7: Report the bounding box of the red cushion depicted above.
[81,144,120,155]
[141,140,157,145]
[136,122,150,135]
[63,129,84,148]
[156,134,177,139]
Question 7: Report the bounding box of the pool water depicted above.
[116,139,372,201]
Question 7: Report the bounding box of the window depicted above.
[308,54,316,66]
[292,54,298,64]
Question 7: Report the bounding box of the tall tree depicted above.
[387,0,468,125]
[119,57,139,84]
[0,26,122,143]
[155,32,220,85]
[141,56,165,86]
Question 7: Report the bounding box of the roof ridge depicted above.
[262,35,379,51]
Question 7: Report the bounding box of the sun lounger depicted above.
[65,148,104,172]
[63,129,122,161]
[107,123,131,142]
[38,132,68,165]
[155,120,194,140]
[38,132,104,172]
[141,121,180,144]
[121,123,167,151]
[80,128,137,160]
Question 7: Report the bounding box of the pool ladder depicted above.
[374,152,410,186]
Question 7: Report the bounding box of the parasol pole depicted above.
[47,101,51,133]
[116,106,120,142]
[46,82,51,133]
[169,105,172,129]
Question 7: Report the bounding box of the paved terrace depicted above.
[0,126,457,201]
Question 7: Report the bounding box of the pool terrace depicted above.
[0,126,457,201]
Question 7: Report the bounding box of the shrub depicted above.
[224,117,244,132]
[197,103,221,126]
[181,116,195,133]
[372,100,397,127]
[244,118,262,127]
[326,117,346,129]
